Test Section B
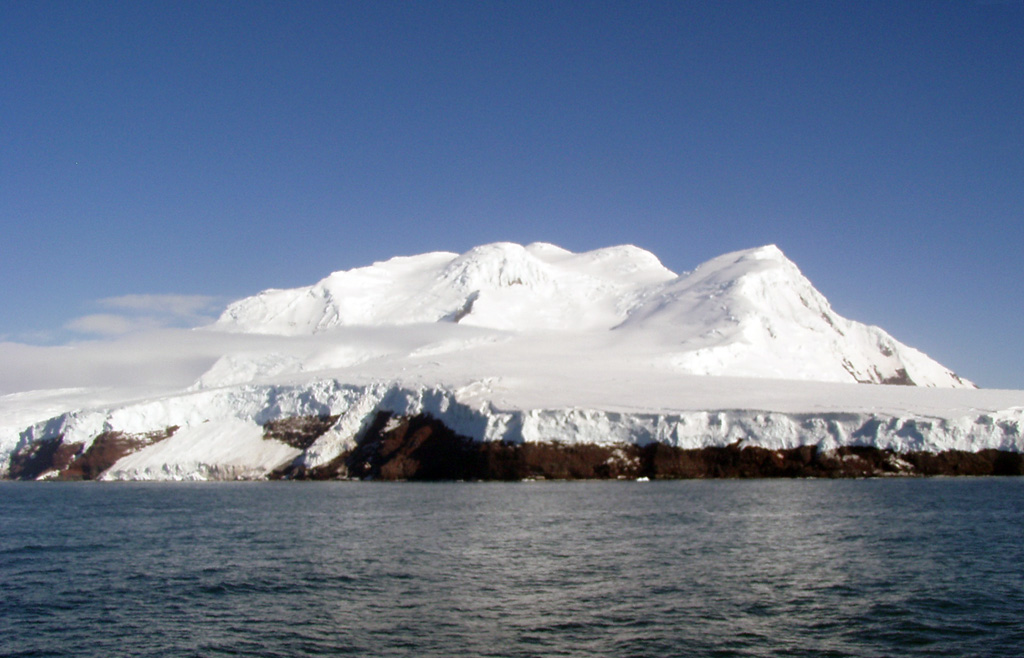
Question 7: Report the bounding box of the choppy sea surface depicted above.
[1,479,1022,657]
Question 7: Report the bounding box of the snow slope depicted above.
[615,245,968,386]
[214,242,676,333]
[3,242,1018,480]
[214,242,969,388]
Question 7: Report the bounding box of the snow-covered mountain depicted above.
[213,242,969,388]
[213,242,676,333]
[3,242,1020,481]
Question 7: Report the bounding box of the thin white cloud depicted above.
[98,294,222,318]
[65,314,163,336]
[0,329,225,394]
[65,294,228,336]
[0,324,426,395]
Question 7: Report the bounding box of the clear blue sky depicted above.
[2,0,1022,388]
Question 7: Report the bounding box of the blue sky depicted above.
[2,0,1022,388]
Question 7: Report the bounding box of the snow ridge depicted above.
[213,242,677,333]
[617,245,968,387]
[213,242,969,388]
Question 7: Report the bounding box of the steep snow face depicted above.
[213,242,677,334]
[617,245,972,388]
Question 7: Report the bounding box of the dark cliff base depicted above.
[272,412,1024,481]
[8,412,1022,480]
[8,427,179,481]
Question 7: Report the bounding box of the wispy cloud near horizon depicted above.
[65,314,164,336]
[64,294,227,336]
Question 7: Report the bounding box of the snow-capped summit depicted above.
[617,244,969,387]
[211,242,970,388]
[439,242,556,290]
[213,241,676,334]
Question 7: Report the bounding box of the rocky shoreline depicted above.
[8,427,178,481]
[273,412,1024,481]
[7,412,1024,481]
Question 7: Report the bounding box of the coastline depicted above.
[9,412,1022,481]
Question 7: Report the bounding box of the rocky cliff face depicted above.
[8,427,178,480]
[310,413,1024,480]
[11,411,1021,481]
[5,375,1023,481]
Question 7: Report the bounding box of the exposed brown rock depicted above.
[878,367,916,386]
[8,413,1022,481]
[8,436,83,480]
[902,449,1024,476]
[7,427,178,481]
[345,412,476,480]
[262,415,339,450]
[60,427,178,480]
[271,413,1024,481]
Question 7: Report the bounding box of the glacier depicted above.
[3,242,1022,480]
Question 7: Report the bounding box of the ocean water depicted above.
[1,479,1022,657]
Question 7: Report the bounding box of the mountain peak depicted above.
[737,243,786,260]
[691,243,794,276]
[439,242,553,290]
[213,241,676,334]
[615,244,971,388]
[210,241,971,388]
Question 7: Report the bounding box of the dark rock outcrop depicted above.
[902,449,1024,476]
[59,428,179,480]
[262,415,340,450]
[8,412,1023,481]
[271,412,1024,481]
[272,412,475,480]
[7,427,178,481]
[879,367,915,386]
[8,436,83,481]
